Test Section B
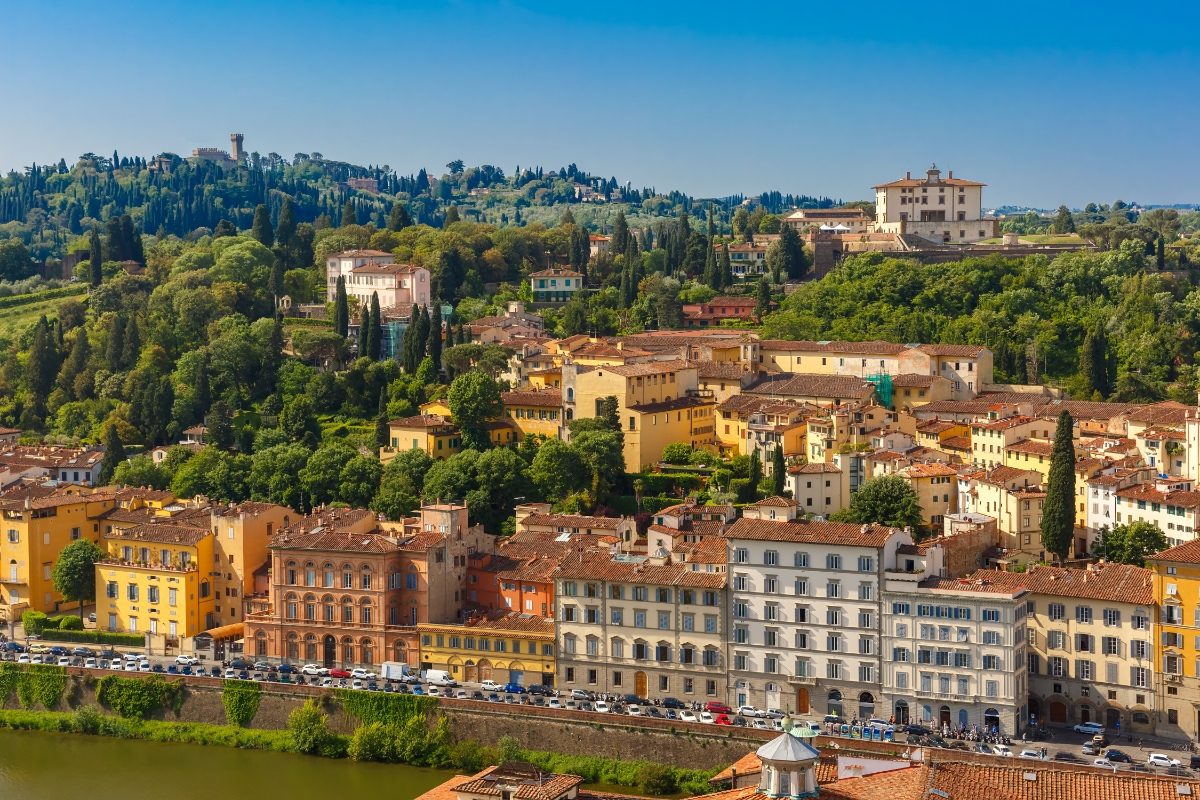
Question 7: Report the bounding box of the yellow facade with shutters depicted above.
[95,529,216,638]
[1148,545,1200,741]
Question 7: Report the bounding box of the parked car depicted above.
[0,642,25,653]
[29,644,51,654]
[350,668,377,680]
[329,668,351,679]
[1105,749,1134,763]
[1148,754,1182,769]
[503,682,526,694]
[1053,752,1082,763]
[991,744,1013,757]
[49,646,70,656]
[228,658,250,670]
[1082,742,1100,756]
[1073,722,1105,735]
[593,701,611,714]
[737,705,762,718]
[253,661,275,672]
[1191,755,1200,770]
[1018,749,1046,760]
[704,701,733,715]
[276,664,295,674]
[71,647,95,657]
[547,698,562,708]
[571,688,595,701]
[665,709,679,720]
[714,714,733,726]
[175,655,200,666]
[223,668,238,678]
[83,657,97,668]
[1094,758,1114,768]
[662,697,686,709]
[679,710,697,723]
[300,664,327,676]
[752,718,770,730]
[480,679,503,691]
[698,711,715,724]
[527,684,552,696]
[626,705,642,716]
[904,724,933,736]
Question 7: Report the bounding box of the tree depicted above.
[299,441,358,506]
[51,539,104,619]
[366,292,383,360]
[598,396,620,431]
[1157,236,1166,269]
[772,445,786,496]
[388,202,413,232]
[444,205,461,226]
[661,443,692,465]
[1051,205,1076,234]
[249,443,310,509]
[357,305,370,356]
[275,198,297,263]
[340,199,357,227]
[281,394,321,447]
[755,277,772,320]
[1098,520,1167,567]
[831,474,922,531]
[112,454,169,490]
[120,314,141,370]
[778,223,809,279]
[611,210,630,256]
[1040,410,1076,562]
[427,306,443,373]
[747,449,762,502]
[375,387,389,448]
[207,401,235,450]
[529,438,588,500]
[88,227,103,286]
[26,316,59,403]
[719,241,733,288]
[251,203,274,247]
[333,276,349,338]
[1079,320,1113,399]
[98,424,126,484]
[447,371,502,450]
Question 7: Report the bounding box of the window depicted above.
[764,549,779,566]
[981,608,1000,622]
[826,554,842,570]
[1103,608,1120,627]
[734,548,748,564]
[983,655,1002,670]
[1048,603,1065,621]
[1075,606,1093,624]
[147,586,159,604]
[127,584,139,601]
[793,551,809,568]
[857,556,874,572]
[858,583,873,601]
[826,581,840,599]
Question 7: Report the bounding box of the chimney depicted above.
[905,171,911,180]
[948,170,954,179]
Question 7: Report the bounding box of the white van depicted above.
[424,669,458,687]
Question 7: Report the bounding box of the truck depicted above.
[423,669,458,687]
[381,661,418,682]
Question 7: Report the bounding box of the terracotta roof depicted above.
[349,262,421,275]
[822,765,929,800]
[752,496,794,507]
[106,522,210,546]
[899,462,959,478]
[389,414,456,430]
[1116,484,1200,509]
[759,339,907,355]
[965,564,1153,604]
[529,267,582,278]
[891,373,936,387]
[940,435,971,450]
[519,513,631,531]
[211,501,287,518]
[329,249,393,258]
[554,548,726,588]
[456,611,554,635]
[685,535,729,565]
[595,359,691,377]
[785,207,869,219]
[746,373,874,400]
[874,175,985,188]
[1149,538,1200,565]
[1125,401,1192,425]
[697,362,752,380]
[925,758,1200,800]
[502,389,562,407]
[629,395,711,414]
[725,517,899,547]
[915,343,988,357]
[918,573,1029,597]
[1006,439,1054,456]
[788,462,842,474]
[1139,426,1185,441]
[917,420,961,434]
[973,415,1035,431]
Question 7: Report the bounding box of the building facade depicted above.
[873,166,998,244]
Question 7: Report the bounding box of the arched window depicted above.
[342,596,354,623]
[610,637,625,659]
[304,562,316,587]
[393,641,406,662]
[285,561,297,585]
[322,563,334,588]
[303,594,316,621]
[361,638,374,665]
[304,634,317,661]
[342,564,354,589]
[566,387,575,402]
[285,593,298,620]
[254,631,267,657]
[286,633,299,660]
[360,597,373,624]
[322,595,334,622]
[341,636,355,664]
[360,564,372,590]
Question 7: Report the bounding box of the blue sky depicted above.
[2,1,1197,206]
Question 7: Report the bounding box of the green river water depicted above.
[0,728,456,800]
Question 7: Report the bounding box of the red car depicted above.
[329,668,351,679]
[714,714,733,726]
[705,701,733,715]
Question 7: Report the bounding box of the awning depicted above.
[201,622,245,640]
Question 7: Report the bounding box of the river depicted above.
[0,728,456,800]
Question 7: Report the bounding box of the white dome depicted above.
[756,732,820,764]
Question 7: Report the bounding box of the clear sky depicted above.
[2,1,1197,207]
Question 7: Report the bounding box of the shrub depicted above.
[57,615,84,631]
[222,679,261,727]
[73,705,103,734]
[288,700,333,755]
[335,688,435,726]
[0,663,68,709]
[21,610,48,635]
[35,629,145,647]
[96,674,183,720]
[347,722,397,762]
[638,763,679,795]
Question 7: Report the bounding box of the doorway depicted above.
[939,706,951,727]
[1080,706,1091,724]
[635,671,647,698]
[894,700,909,725]
[796,687,810,714]
[1106,708,1121,729]
[1048,702,1067,723]
[322,635,336,668]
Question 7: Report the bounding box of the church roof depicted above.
[755,733,820,763]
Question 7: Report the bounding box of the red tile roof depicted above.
[725,517,899,547]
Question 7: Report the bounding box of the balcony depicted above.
[787,674,817,686]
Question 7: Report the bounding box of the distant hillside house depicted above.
[874,165,999,244]
[783,207,872,234]
[325,250,431,313]
[529,267,582,304]
[723,242,768,278]
[682,296,759,327]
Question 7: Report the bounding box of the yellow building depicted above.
[382,414,461,462]
[208,502,293,626]
[96,520,216,637]
[1003,438,1054,483]
[914,420,969,453]
[501,388,562,439]
[896,462,959,530]
[0,487,117,618]
[968,466,1045,556]
[805,405,893,463]
[1148,540,1200,741]
[562,360,715,470]
[418,610,556,686]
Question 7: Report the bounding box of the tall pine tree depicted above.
[1040,410,1076,563]
[719,241,733,288]
[367,293,383,360]
[1079,321,1112,399]
[341,199,357,227]
[88,227,103,286]
[388,202,413,231]
[98,424,126,485]
[357,304,371,357]
[251,204,274,247]
[375,387,389,448]
[333,276,349,338]
[428,305,443,374]
[772,445,786,497]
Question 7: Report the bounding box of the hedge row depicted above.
[36,629,146,647]
[0,284,87,311]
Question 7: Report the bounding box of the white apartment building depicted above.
[786,463,847,517]
[724,507,912,717]
[553,547,727,701]
[883,563,1029,735]
[325,249,432,312]
[873,166,998,244]
[1114,479,1200,548]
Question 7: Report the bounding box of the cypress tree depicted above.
[251,203,274,247]
[60,330,90,395]
[388,202,413,232]
[341,199,357,227]
[747,449,762,502]
[404,304,421,373]
[261,314,284,395]
[375,387,389,448]
[194,351,211,418]
[367,293,383,360]
[1079,321,1112,399]
[207,401,235,450]
[720,241,733,288]
[357,305,371,357]
[1040,410,1076,563]
[26,317,58,401]
[755,277,771,320]
[98,424,126,485]
[428,306,443,373]
[275,198,297,260]
[1157,236,1166,269]
[88,227,103,286]
[121,315,141,370]
[444,205,461,226]
[106,315,126,372]
[333,276,349,338]
[772,445,786,497]
[612,210,629,255]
